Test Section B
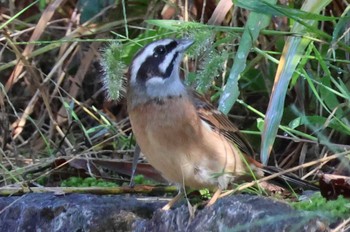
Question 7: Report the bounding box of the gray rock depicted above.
[0,193,161,232]
[0,193,328,232]
[135,194,328,232]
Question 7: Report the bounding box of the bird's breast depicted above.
[128,96,248,189]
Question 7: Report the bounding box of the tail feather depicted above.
[244,155,318,191]
[260,166,319,191]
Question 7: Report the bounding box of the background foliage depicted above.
[0,0,350,226]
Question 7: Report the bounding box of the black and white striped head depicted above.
[128,38,193,99]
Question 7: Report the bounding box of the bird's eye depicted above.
[153,46,166,57]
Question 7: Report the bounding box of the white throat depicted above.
[145,72,186,98]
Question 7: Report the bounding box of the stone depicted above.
[0,193,328,232]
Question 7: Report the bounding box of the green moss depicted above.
[60,177,118,187]
[133,174,157,185]
[290,193,350,219]
[199,188,211,199]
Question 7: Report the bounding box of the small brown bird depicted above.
[126,38,316,210]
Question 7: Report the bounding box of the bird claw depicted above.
[161,192,183,210]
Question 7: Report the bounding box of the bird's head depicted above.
[127,38,193,103]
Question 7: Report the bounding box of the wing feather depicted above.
[190,91,255,157]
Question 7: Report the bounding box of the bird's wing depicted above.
[191,91,319,191]
[191,91,255,157]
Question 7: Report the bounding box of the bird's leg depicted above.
[206,188,222,207]
[129,144,141,187]
[162,189,184,210]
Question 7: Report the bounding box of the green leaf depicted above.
[332,7,350,43]
[235,0,339,21]
[289,115,350,135]
[260,0,332,164]
[219,0,277,114]
[256,118,265,132]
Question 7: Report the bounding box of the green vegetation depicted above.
[133,174,157,185]
[1,2,349,229]
[60,177,118,187]
[291,193,350,219]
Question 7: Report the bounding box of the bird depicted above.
[126,38,317,210]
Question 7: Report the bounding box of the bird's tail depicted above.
[245,156,318,191]
[259,165,319,191]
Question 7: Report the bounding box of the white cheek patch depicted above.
[159,50,177,74]
[130,39,174,84]
[130,51,152,84]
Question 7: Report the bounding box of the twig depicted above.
[0,185,178,196]
[221,150,350,198]
[331,217,350,232]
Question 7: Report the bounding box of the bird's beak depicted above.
[177,39,194,52]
